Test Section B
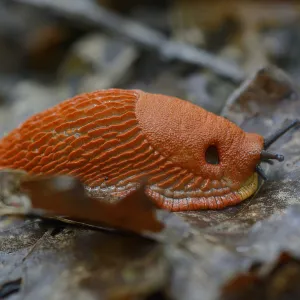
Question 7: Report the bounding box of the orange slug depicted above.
[0,89,293,211]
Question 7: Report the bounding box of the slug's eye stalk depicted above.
[256,150,284,181]
[260,150,284,162]
[256,120,299,181]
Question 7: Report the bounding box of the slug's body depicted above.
[0,89,264,211]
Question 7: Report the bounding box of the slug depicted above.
[0,89,294,211]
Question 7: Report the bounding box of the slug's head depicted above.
[187,116,265,200]
[188,118,298,203]
[136,92,297,209]
[192,118,298,202]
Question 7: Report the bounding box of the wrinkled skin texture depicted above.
[0,89,264,211]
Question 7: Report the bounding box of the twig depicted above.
[0,278,22,299]
[22,229,49,263]
[13,0,245,82]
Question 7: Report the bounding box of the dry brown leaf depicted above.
[0,170,164,234]
[20,175,164,234]
[221,252,300,300]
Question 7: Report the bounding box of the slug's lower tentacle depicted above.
[255,165,268,181]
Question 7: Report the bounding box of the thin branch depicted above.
[13,0,245,82]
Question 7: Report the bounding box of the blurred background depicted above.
[1,0,300,133]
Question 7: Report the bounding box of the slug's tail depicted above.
[0,129,22,171]
[0,89,142,186]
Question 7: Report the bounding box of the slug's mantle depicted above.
[0,89,264,211]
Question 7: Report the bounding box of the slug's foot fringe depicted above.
[145,173,258,212]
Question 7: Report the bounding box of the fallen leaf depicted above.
[221,252,300,300]
[0,171,164,234]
